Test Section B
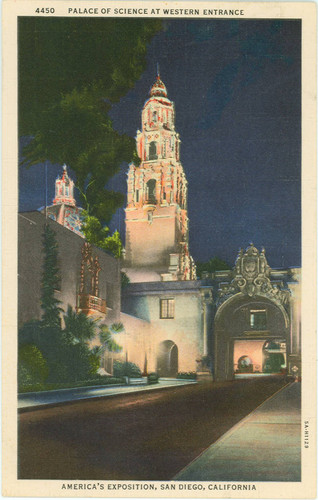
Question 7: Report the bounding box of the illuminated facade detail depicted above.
[78,242,106,315]
[217,243,290,308]
[124,74,196,282]
[211,244,301,381]
[44,165,84,237]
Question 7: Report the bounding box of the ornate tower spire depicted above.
[42,165,84,237]
[124,74,196,282]
[53,165,76,206]
[149,75,168,98]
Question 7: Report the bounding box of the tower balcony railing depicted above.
[77,293,107,315]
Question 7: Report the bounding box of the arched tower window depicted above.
[149,141,158,160]
[146,179,156,204]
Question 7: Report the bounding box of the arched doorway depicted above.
[213,294,289,380]
[157,340,178,377]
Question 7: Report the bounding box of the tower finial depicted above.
[149,67,167,97]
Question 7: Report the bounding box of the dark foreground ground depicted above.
[19,376,287,480]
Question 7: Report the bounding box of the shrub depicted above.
[18,376,126,393]
[147,372,159,385]
[177,372,197,380]
[88,352,101,376]
[18,344,49,388]
[113,361,142,378]
[19,321,100,384]
[121,272,130,289]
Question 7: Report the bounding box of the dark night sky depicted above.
[19,19,301,269]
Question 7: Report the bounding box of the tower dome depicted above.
[149,75,167,98]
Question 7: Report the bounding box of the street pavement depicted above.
[175,382,301,482]
[18,378,197,410]
[18,376,288,480]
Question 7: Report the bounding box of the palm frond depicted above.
[110,322,124,333]
[99,324,122,353]
[63,305,97,344]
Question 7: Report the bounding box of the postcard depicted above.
[2,1,317,498]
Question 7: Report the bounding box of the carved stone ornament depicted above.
[217,243,290,308]
[200,288,213,309]
[79,242,101,297]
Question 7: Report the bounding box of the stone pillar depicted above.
[287,272,301,377]
[197,288,213,381]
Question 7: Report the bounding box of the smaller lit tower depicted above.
[124,73,196,282]
[43,165,84,236]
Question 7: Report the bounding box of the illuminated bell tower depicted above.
[44,165,83,237]
[124,73,196,281]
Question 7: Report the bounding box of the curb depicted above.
[18,380,197,413]
[18,383,124,397]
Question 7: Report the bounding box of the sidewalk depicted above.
[18,378,197,410]
[174,382,301,482]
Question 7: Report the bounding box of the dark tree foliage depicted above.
[18,320,98,384]
[63,305,97,346]
[41,224,63,327]
[19,322,68,383]
[196,256,231,278]
[121,271,130,289]
[98,323,122,355]
[19,18,162,223]
[18,18,162,133]
[81,212,123,257]
[18,344,49,386]
[18,307,124,384]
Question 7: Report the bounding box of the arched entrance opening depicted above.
[213,294,289,381]
[157,340,178,377]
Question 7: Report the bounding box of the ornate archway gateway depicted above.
[213,293,289,380]
[212,244,293,381]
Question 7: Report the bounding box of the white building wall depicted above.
[121,290,204,374]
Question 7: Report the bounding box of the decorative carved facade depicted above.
[77,242,106,315]
[124,74,196,281]
[217,243,290,309]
